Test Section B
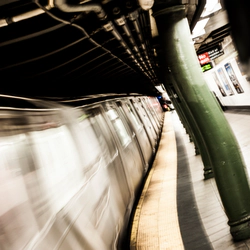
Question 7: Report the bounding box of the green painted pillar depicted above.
[153,4,250,240]
[167,86,195,141]
[166,81,213,179]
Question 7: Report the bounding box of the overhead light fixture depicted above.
[201,0,222,17]
[191,18,210,39]
[155,84,166,93]
[149,9,159,38]
[138,0,154,10]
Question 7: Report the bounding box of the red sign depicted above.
[198,52,210,65]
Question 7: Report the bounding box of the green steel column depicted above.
[167,87,195,141]
[153,5,250,240]
[166,81,214,179]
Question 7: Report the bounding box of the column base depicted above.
[230,219,250,241]
[203,168,214,180]
[195,146,200,155]
[189,135,193,142]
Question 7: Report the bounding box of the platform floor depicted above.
[130,110,250,250]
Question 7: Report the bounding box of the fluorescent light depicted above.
[149,9,159,38]
[191,18,210,38]
[201,0,222,17]
[138,0,154,10]
[155,85,165,93]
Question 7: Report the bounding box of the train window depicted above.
[78,115,103,166]
[130,100,147,124]
[149,97,162,115]
[144,98,159,118]
[28,125,84,216]
[125,103,142,129]
[89,112,117,157]
[131,99,158,139]
[106,109,131,147]
[0,133,39,250]
[142,99,159,126]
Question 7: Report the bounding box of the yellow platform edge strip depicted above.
[130,112,184,250]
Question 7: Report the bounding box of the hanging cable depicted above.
[33,0,139,77]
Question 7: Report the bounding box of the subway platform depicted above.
[130,110,250,250]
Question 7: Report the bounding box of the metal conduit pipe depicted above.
[54,0,149,75]
[114,15,149,72]
[54,0,106,20]
[128,13,147,50]
[128,10,156,75]
[140,11,157,71]
[108,26,144,72]
[33,0,139,82]
[129,21,156,78]
[0,0,54,27]
[112,5,155,79]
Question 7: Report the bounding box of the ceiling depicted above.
[0,0,231,101]
[193,0,230,55]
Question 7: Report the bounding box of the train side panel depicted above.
[0,96,164,250]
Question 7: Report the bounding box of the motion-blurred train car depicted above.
[0,94,163,250]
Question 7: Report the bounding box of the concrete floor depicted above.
[130,110,250,250]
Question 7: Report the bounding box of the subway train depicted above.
[0,94,164,250]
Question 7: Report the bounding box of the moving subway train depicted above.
[0,94,164,250]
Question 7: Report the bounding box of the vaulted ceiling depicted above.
[0,0,230,100]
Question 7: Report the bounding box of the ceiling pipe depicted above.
[54,0,106,20]
[30,0,142,82]
[0,0,54,27]
[128,10,157,80]
[114,15,149,72]
[138,0,154,11]
[54,0,149,75]
[106,23,144,71]
[129,11,149,58]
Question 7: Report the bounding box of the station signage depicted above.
[198,52,210,65]
[197,44,224,66]
[208,45,224,60]
[201,62,213,72]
